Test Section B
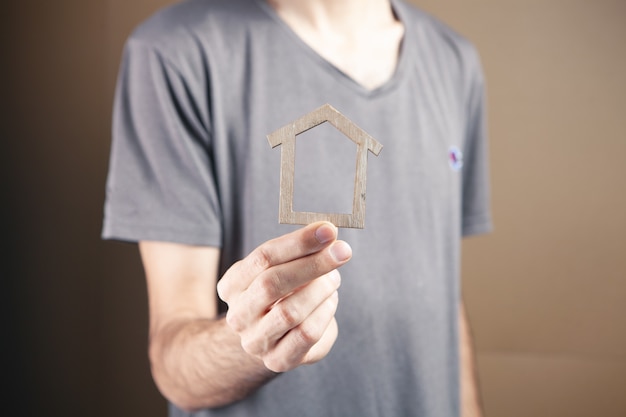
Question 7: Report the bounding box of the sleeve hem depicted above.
[101,219,223,247]
[462,214,493,237]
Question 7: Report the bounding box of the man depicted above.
[102,0,491,416]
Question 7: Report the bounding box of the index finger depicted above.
[217,221,338,300]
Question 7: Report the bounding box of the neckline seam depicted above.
[252,0,412,99]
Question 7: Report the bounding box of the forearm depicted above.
[149,315,277,411]
[460,302,483,417]
[140,224,348,411]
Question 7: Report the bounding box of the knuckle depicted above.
[216,260,244,302]
[323,292,339,314]
[255,271,282,301]
[273,302,299,328]
[225,310,244,332]
[263,354,291,374]
[293,322,322,346]
[250,246,273,272]
[216,279,229,302]
[305,254,325,276]
[240,335,261,356]
[240,329,274,357]
[321,271,340,293]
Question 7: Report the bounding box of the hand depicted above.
[217,221,352,373]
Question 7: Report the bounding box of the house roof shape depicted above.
[267,103,383,229]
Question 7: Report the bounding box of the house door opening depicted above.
[294,121,357,215]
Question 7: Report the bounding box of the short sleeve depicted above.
[101,38,222,246]
[461,53,493,237]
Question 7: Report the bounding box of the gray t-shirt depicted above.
[102,0,492,416]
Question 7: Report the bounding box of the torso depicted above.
[114,1,490,415]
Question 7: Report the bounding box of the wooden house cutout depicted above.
[267,104,383,229]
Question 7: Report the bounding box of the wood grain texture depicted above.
[267,104,382,229]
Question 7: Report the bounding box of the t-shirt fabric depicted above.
[102,0,492,416]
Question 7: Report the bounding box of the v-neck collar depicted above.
[253,0,411,99]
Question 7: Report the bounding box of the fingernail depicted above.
[315,223,336,244]
[330,241,352,262]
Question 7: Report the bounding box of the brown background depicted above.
[3,0,625,416]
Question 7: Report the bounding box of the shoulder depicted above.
[124,0,262,64]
